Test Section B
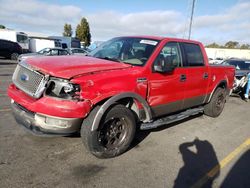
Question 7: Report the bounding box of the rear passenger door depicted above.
[181,42,209,109]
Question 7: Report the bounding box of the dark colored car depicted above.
[0,39,22,60]
[221,59,250,78]
[18,47,70,61]
[221,59,250,95]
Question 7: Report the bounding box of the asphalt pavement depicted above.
[0,59,250,188]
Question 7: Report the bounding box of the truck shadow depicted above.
[220,149,250,188]
[173,138,220,188]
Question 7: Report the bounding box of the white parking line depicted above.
[191,138,250,188]
[0,108,11,112]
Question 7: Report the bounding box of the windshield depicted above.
[224,60,250,70]
[88,37,159,66]
[38,48,50,54]
[17,34,28,43]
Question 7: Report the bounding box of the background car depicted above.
[18,47,70,61]
[0,39,22,60]
[221,58,250,78]
[213,57,225,64]
[68,48,88,55]
[208,57,215,64]
[221,58,250,95]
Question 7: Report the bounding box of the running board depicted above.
[140,106,204,130]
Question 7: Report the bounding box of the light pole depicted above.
[188,0,196,39]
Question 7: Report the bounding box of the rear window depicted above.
[183,43,204,66]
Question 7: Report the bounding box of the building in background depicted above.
[206,48,250,62]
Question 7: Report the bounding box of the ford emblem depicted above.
[20,74,29,81]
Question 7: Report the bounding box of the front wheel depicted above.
[204,88,226,117]
[81,104,136,158]
[10,53,19,60]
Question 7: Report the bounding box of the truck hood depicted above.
[25,56,132,79]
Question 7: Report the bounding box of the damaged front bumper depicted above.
[11,101,83,136]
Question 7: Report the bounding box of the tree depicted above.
[225,41,239,49]
[63,23,72,37]
[240,44,250,49]
[0,24,6,29]
[205,42,221,48]
[76,17,91,46]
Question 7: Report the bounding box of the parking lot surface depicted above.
[0,59,250,188]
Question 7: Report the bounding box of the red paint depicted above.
[25,56,132,79]
[8,84,91,118]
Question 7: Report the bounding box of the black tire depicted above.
[81,104,136,158]
[10,53,19,60]
[204,88,226,117]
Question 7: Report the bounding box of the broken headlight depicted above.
[45,78,81,100]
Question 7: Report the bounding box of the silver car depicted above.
[18,47,70,61]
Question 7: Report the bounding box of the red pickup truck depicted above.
[8,36,235,158]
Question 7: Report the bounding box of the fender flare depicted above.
[207,80,228,103]
[91,92,152,131]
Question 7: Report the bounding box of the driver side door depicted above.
[147,42,187,118]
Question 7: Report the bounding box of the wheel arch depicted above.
[207,80,228,103]
[90,92,153,131]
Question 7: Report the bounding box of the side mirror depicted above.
[154,63,165,73]
[165,61,175,72]
[154,56,175,73]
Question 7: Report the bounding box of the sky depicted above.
[0,0,249,45]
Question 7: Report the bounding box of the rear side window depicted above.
[0,40,11,48]
[183,43,204,66]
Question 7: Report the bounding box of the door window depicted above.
[154,42,182,68]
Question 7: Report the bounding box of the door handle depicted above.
[180,74,187,82]
[203,73,209,79]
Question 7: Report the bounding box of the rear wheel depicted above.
[204,88,226,117]
[81,104,136,158]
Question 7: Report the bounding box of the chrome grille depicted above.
[12,62,48,98]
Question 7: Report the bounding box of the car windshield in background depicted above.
[224,60,250,70]
[88,37,159,66]
[38,48,50,54]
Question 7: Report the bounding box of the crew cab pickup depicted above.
[8,36,235,158]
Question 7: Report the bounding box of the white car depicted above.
[68,48,88,55]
